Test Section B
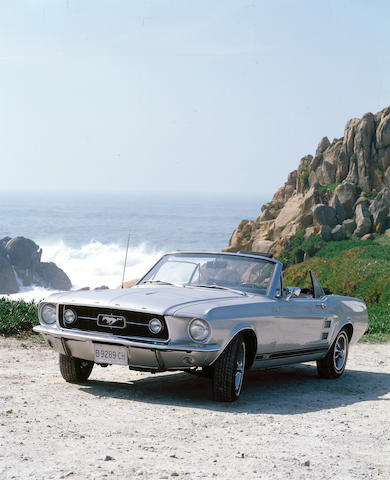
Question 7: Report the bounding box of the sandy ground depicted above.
[0,338,389,480]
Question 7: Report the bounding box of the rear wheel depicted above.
[317,330,349,379]
[212,334,246,402]
[59,354,94,383]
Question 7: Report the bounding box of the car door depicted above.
[273,270,331,353]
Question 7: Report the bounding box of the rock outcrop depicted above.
[36,262,72,291]
[0,236,72,294]
[225,106,390,255]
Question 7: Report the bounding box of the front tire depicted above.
[59,354,94,383]
[212,334,246,402]
[317,329,349,379]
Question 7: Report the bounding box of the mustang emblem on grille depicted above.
[97,314,126,328]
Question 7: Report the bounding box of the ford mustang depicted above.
[33,251,368,402]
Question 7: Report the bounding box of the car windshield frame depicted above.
[137,252,277,296]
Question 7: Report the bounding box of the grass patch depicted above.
[0,298,38,335]
[366,304,390,336]
[282,236,390,342]
[282,236,390,305]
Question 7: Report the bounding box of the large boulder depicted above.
[335,151,349,183]
[315,136,331,156]
[331,195,347,224]
[343,118,360,157]
[353,203,372,237]
[224,220,254,252]
[354,192,371,210]
[331,224,347,241]
[302,184,321,211]
[274,194,305,232]
[0,257,19,294]
[354,113,375,191]
[330,181,357,218]
[251,239,274,253]
[295,212,313,230]
[343,218,357,238]
[319,225,332,241]
[312,204,338,228]
[0,237,11,248]
[369,188,390,232]
[5,237,42,286]
[376,114,390,149]
[36,262,72,291]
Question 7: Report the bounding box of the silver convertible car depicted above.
[34,251,368,402]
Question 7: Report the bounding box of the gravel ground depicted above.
[0,337,389,480]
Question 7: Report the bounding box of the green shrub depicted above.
[365,191,377,201]
[318,182,340,203]
[298,162,311,191]
[0,298,38,335]
[278,231,325,268]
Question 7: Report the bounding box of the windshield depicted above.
[138,253,276,295]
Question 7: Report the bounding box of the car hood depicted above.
[43,285,258,316]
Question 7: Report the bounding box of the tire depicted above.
[59,354,94,383]
[317,329,349,379]
[212,334,246,402]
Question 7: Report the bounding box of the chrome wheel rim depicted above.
[333,332,348,372]
[234,342,246,396]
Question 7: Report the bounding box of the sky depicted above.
[0,0,389,196]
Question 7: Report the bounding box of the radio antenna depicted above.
[121,232,131,289]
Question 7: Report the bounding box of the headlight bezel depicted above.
[40,303,57,325]
[148,317,163,334]
[64,308,77,325]
[188,318,211,343]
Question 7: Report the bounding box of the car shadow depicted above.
[79,363,390,414]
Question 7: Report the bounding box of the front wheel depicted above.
[59,354,94,383]
[212,334,246,402]
[317,330,349,379]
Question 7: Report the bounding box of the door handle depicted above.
[316,303,326,309]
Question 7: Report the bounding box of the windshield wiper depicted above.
[143,280,184,288]
[191,284,247,296]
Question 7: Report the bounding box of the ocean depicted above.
[0,192,266,301]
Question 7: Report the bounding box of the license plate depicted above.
[93,344,128,365]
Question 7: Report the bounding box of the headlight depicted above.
[189,318,210,342]
[149,318,163,334]
[64,308,77,325]
[41,304,57,325]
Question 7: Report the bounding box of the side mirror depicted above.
[285,286,301,301]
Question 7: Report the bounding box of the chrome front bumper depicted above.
[33,325,221,371]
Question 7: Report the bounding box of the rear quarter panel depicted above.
[326,295,368,345]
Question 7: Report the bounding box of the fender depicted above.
[209,321,257,365]
[329,317,354,347]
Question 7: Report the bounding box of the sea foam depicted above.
[5,240,163,302]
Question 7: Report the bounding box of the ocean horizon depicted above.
[0,191,267,300]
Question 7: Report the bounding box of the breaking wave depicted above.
[6,240,164,302]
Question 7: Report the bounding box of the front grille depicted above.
[58,305,168,340]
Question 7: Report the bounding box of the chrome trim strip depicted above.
[268,346,328,360]
[77,315,149,327]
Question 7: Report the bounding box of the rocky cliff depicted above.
[224,106,390,255]
[0,236,72,294]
